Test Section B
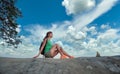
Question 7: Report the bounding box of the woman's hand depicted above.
[33,55,39,58]
[33,50,41,58]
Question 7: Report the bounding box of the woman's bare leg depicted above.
[50,44,74,58]
[55,44,74,58]
[52,50,59,57]
[59,47,72,58]
[50,44,64,57]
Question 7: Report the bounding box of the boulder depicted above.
[0,56,120,74]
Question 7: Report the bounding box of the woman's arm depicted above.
[33,38,47,58]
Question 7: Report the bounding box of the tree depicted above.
[0,0,22,47]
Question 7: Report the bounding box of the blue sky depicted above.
[0,0,120,58]
[16,0,72,26]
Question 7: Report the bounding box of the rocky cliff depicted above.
[0,56,120,74]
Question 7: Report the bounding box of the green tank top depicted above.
[44,39,53,53]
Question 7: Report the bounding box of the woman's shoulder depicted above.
[44,38,49,41]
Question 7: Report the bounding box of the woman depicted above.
[33,31,74,59]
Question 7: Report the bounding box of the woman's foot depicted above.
[60,55,74,59]
[60,55,68,59]
[69,56,74,59]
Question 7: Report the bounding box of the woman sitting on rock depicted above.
[33,31,74,59]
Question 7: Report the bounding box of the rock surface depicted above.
[0,56,120,74]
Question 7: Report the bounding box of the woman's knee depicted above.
[53,44,59,47]
[55,44,60,47]
[53,44,57,47]
[51,44,58,48]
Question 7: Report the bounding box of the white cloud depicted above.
[97,29,120,43]
[16,25,21,33]
[72,0,118,31]
[101,24,111,29]
[88,26,97,35]
[66,25,86,40]
[0,36,39,58]
[62,0,96,15]
[1,24,120,58]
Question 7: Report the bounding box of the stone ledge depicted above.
[0,56,120,74]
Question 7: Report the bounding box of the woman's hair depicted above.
[43,31,52,41]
